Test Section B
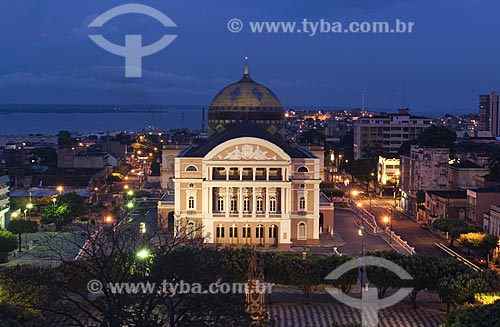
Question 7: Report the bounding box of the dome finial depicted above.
[243,55,249,75]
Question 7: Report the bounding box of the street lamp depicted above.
[124,185,129,190]
[383,216,392,243]
[358,225,365,292]
[136,248,150,260]
[104,216,113,224]
[26,202,34,219]
[94,187,99,203]
[394,170,401,208]
[127,190,134,197]
[126,201,134,210]
[57,185,64,195]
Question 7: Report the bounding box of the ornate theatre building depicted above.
[158,62,333,249]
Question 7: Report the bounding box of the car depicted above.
[419,222,430,230]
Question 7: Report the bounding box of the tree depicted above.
[437,271,500,312]
[344,159,373,184]
[399,125,457,155]
[30,147,57,167]
[458,232,499,262]
[442,301,500,327]
[58,192,86,219]
[57,131,75,149]
[7,220,38,252]
[0,302,46,327]
[299,129,326,146]
[433,218,474,246]
[0,231,17,263]
[365,251,405,298]
[321,182,345,198]
[40,204,70,228]
[0,221,251,326]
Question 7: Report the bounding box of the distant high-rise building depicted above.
[353,109,432,159]
[0,175,9,229]
[478,91,499,136]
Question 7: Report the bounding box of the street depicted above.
[356,196,447,257]
[334,208,392,256]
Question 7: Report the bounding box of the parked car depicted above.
[419,222,430,230]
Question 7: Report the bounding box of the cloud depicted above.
[0,67,230,104]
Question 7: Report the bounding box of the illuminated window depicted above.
[256,225,264,239]
[269,225,277,238]
[269,197,276,212]
[256,197,263,212]
[298,222,307,240]
[229,225,238,238]
[299,197,306,210]
[217,197,224,212]
[188,196,195,209]
[216,224,225,238]
[230,197,238,212]
[242,225,251,239]
[243,197,250,212]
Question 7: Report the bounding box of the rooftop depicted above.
[427,190,467,199]
[180,122,317,159]
[449,160,483,169]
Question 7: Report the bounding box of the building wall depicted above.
[425,192,466,222]
[159,137,329,248]
[447,166,489,190]
[353,110,432,159]
[0,175,10,229]
[467,189,500,230]
[378,156,400,185]
[400,146,449,213]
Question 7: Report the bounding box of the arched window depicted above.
[229,224,238,239]
[299,197,306,210]
[256,225,264,240]
[217,197,224,212]
[300,184,306,189]
[188,196,195,209]
[186,165,198,172]
[243,197,250,212]
[298,222,307,240]
[256,197,263,212]
[188,183,195,188]
[216,224,225,238]
[269,197,276,212]
[242,224,251,240]
[230,197,238,212]
[269,225,277,238]
[298,166,309,173]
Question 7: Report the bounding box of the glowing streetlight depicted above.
[383,216,393,243]
[127,190,134,197]
[126,201,134,209]
[136,248,150,260]
[104,216,113,224]
[124,185,129,190]
[26,203,34,210]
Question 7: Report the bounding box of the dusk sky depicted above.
[1,0,499,114]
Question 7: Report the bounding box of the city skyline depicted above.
[0,0,499,114]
